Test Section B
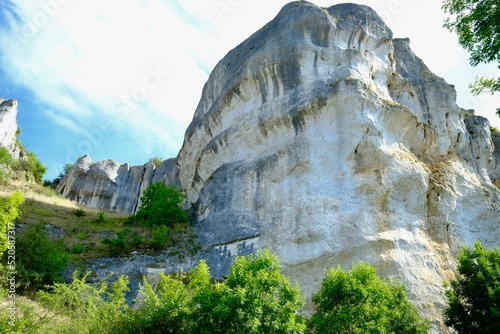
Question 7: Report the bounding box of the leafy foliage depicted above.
[191,250,306,334]
[311,262,429,334]
[15,152,47,183]
[149,156,163,167]
[13,222,68,295]
[73,208,86,217]
[0,148,12,184]
[0,147,13,166]
[37,271,130,333]
[0,192,24,256]
[133,182,188,227]
[443,0,500,66]
[150,225,171,250]
[444,241,500,333]
[115,249,306,334]
[442,0,499,113]
[93,210,106,223]
[117,273,191,333]
[58,163,73,178]
[101,227,143,255]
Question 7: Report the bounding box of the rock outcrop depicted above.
[57,2,500,332]
[174,2,500,332]
[0,98,22,158]
[56,154,178,214]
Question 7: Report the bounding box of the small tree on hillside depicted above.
[149,156,163,167]
[14,223,68,295]
[444,241,500,333]
[311,262,429,334]
[134,183,188,227]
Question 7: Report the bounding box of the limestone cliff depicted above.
[0,98,22,158]
[56,154,178,214]
[174,2,499,332]
[57,2,500,332]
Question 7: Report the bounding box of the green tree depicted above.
[14,152,47,183]
[311,262,429,334]
[149,156,163,167]
[442,0,499,113]
[58,163,73,178]
[134,183,188,227]
[191,250,306,334]
[444,241,500,333]
[14,222,68,295]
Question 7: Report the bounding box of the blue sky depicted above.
[0,0,498,180]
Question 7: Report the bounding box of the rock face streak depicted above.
[175,2,499,332]
[56,2,500,332]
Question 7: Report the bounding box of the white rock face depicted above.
[174,2,500,332]
[56,154,179,214]
[0,98,22,158]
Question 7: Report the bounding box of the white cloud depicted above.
[0,0,498,170]
[0,0,220,149]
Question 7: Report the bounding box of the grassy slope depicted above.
[1,180,133,260]
[1,179,200,261]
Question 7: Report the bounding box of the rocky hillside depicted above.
[55,2,500,332]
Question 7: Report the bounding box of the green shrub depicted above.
[444,241,500,333]
[73,208,86,217]
[149,156,163,167]
[0,192,24,256]
[93,211,106,223]
[117,273,191,333]
[77,232,88,240]
[13,222,68,295]
[71,243,85,254]
[12,152,47,183]
[311,262,429,334]
[101,227,143,255]
[151,225,171,250]
[129,233,143,248]
[58,163,73,178]
[42,179,52,187]
[133,183,188,227]
[116,249,306,334]
[192,249,306,334]
[37,271,129,333]
[0,147,13,166]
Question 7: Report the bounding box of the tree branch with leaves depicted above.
[442,0,499,114]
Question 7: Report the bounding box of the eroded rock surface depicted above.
[174,2,500,332]
[56,154,178,214]
[0,98,22,158]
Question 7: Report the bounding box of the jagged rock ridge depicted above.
[56,154,179,214]
[56,2,500,333]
